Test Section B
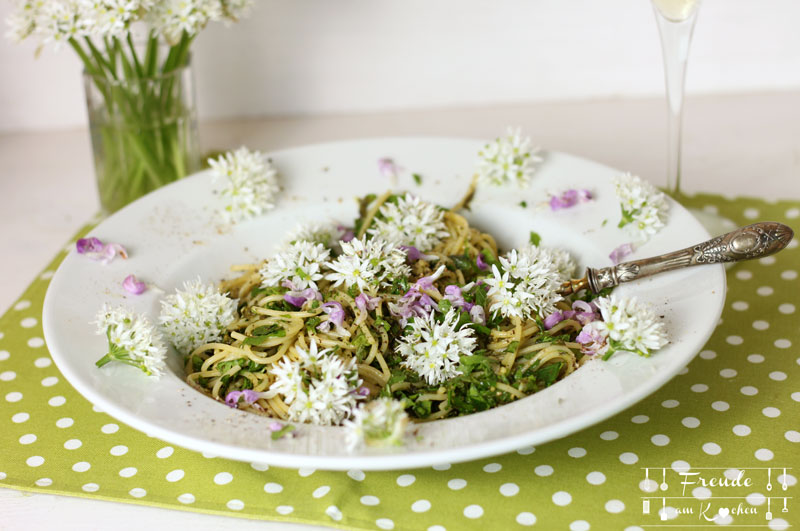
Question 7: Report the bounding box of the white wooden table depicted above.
[1,93,798,530]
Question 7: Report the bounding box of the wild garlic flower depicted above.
[94,305,167,377]
[159,278,238,354]
[613,173,669,240]
[476,127,542,187]
[577,294,668,359]
[325,237,410,294]
[544,247,577,284]
[6,0,252,47]
[260,241,330,291]
[344,397,409,451]
[396,308,476,385]
[209,146,279,223]
[146,0,218,44]
[6,0,148,44]
[269,341,362,426]
[367,193,450,252]
[485,246,563,320]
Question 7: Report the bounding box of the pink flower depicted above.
[400,245,436,263]
[476,253,489,271]
[224,389,263,408]
[469,305,486,325]
[609,242,636,265]
[122,274,146,295]
[76,237,128,264]
[317,301,349,336]
[355,293,381,313]
[575,322,609,357]
[549,189,593,211]
[337,224,355,243]
[282,280,322,308]
[544,300,599,329]
[378,157,399,179]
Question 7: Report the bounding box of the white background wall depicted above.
[1,0,799,132]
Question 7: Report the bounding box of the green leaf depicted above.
[251,324,286,337]
[480,248,500,269]
[437,299,452,313]
[534,362,564,386]
[470,323,491,335]
[243,325,286,345]
[529,231,541,246]
[412,173,423,185]
[618,206,636,228]
[450,254,476,273]
[305,317,322,335]
[505,340,519,353]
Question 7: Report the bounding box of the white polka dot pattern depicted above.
[0,197,797,530]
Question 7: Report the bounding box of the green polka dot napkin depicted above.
[1,193,797,531]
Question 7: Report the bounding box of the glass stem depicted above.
[653,8,699,196]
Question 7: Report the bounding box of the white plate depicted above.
[43,137,725,470]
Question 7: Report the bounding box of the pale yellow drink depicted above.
[652,0,700,21]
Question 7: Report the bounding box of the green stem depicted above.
[95,353,114,368]
[85,37,115,79]
[126,33,144,78]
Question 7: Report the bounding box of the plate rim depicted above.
[42,136,726,470]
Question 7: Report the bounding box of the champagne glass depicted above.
[651,0,735,234]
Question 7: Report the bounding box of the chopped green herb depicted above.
[412,173,423,185]
[534,362,564,386]
[529,231,541,246]
[271,424,295,440]
[519,201,528,208]
[305,316,322,334]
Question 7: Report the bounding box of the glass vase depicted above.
[84,61,200,214]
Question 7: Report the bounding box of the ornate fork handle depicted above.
[559,222,794,295]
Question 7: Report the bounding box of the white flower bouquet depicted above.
[6,1,253,212]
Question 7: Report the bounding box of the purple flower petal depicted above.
[400,245,436,263]
[318,301,348,335]
[321,301,345,327]
[355,293,381,312]
[355,386,371,397]
[469,305,486,325]
[543,311,565,329]
[76,237,128,264]
[268,421,284,432]
[609,242,636,265]
[225,391,243,407]
[76,237,104,254]
[413,265,446,292]
[122,274,147,295]
[571,300,593,313]
[337,224,355,243]
[284,294,307,307]
[574,312,597,325]
[476,253,488,271]
[549,189,593,211]
[378,157,398,179]
[575,329,593,344]
[225,389,263,408]
[284,287,322,308]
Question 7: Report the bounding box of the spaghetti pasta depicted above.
[184,191,588,425]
